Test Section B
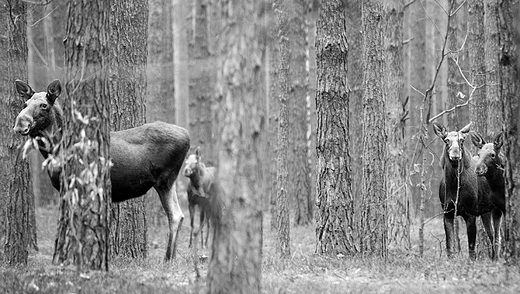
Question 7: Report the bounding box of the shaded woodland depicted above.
[1,0,520,293]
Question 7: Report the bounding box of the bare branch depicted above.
[404,0,419,10]
[433,0,449,16]
[450,0,467,17]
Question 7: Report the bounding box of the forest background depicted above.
[1,0,520,293]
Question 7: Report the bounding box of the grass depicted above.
[1,196,520,294]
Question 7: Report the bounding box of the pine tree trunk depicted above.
[189,0,216,165]
[290,0,313,226]
[500,0,520,262]
[53,0,111,271]
[274,0,291,258]
[360,0,387,257]
[108,0,148,260]
[173,0,189,129]
[315,0,356,255]
[207,0,263,292]
[0,0,36,265]
[384,0,410,250]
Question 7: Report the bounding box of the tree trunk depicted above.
[290,0,313,226]
[345,0,363,217]
[274,0,291,258]
[173,0,189,129]
[53,0,111,271]
[0,0,36,265]
[315,0,356,255]
[384,0,410,251]
[189,0,217,165]
[207,0,263,292]
[361,0,387,257]
[108,0,148,260]
[500,0,520,262]
[468,0,487,132]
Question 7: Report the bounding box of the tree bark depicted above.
[173,0,189,129]
[109,0,148,260]
[290,0,313,226]
[53,0,111,271]
[274,0,291,258]
[315,0,356,255]
[361,0,387,257]
[207,0,263,292]
[0,0,36,265]
[384,0,410,250]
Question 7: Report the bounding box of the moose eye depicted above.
[41,103,48,109]
[491,153,496,158]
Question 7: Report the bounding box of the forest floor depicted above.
[1,194,519,294]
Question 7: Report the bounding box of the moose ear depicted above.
[432,122,447,139]
[15,80,35,100]
[46,79,62,104]
[494,132,503,150]
[195,146,201,160]
[459,122,472,134]
[470,131,486,149]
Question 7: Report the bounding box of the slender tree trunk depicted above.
[173,0,189,129]
[109,0,148,259]
[315,0,356,255]
[274,0,291,258]
[290,0,313,226]
[53,0,111,271]
[207,1,263,292]
[0,0,36,265]
[468,0,486,132]
[361,0,387,257]
[189,0,216,164]
[384,0,410,250]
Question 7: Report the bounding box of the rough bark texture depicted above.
[274,0,291,258]
[0,0,36,265]
[109,0,148,260]
[384,0,410,250]
[315,0,356,255]
[501,0,520,262]
[207,0,263,292]
[361,0,387,257]
[53,0,111,271]
[468,0,487,134]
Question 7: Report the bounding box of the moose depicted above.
[433,122,504,260]
[183,146,218,249]
[12,79,190,261]
[471,131,506,259]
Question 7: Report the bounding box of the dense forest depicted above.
[1,0,520,293]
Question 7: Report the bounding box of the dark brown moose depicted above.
[12,79,190,261]
[433,122,504,260]
[470,131,506,259]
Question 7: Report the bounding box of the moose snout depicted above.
[475,164,488,176]
[13,115,33,135]
[183,167,193,177]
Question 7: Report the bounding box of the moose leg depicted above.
[444,212,455,258]
[199,206,205,249]
[156,183,185,261]
[492,208,503,260]
[188,200,195,248]
[463,215,477,260]
[481,212,496,259]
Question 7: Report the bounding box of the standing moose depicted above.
[433,122,504,260]
[471,131,506,259]
[12,79,190,261]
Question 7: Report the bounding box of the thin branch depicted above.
[433,0,449,16]
[420,0,443,36]
[404,0,419,10]
[450,0,467,17]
